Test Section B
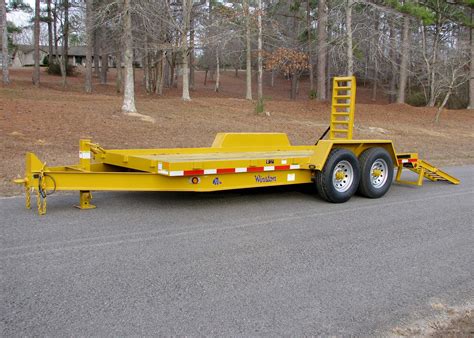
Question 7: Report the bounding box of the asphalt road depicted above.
[1,166,473,335]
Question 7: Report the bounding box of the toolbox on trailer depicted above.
[14,77,459,215]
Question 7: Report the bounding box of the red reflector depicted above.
[216,168,235,174]
[184,170,204,176]
[247,167,264,172]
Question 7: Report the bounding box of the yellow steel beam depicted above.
[23,168,314,192]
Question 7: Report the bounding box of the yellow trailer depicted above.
[14,77,459,215]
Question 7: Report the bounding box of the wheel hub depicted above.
[370,159,388,188]
[335,170,345,180]
[372,169,382,177]
[332,160,354,193]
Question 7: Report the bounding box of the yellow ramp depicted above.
[330,76,356,140]
[395,153,460,186]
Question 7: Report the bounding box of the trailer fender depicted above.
[306,140,397,171]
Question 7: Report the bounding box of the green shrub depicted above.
[308,89,317,100]
[47,62,77,76]
[406,91,427,107]
[255,97,265,114]
[42,55,49,67]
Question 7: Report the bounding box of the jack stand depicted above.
[75,191,96,210]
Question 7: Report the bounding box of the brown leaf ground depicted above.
[1,67,473,196]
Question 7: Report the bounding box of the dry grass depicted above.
[392,303,474,337]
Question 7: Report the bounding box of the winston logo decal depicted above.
[254,175,277,183]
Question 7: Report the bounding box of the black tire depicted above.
[315,148,360,203]
[357,147,394,198]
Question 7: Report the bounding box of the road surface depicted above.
[1,166,473,335]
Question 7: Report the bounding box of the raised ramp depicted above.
[330,76,356,140]
[395,153,460,186]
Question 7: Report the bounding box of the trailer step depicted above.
[395,153,460,186]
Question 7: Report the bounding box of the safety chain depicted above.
[36,170,48,215]
[36,189,47,215]
[25,187,31,209]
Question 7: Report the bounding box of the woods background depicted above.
[1,0,473,116]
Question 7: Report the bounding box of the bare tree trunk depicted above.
[93,29,100,77]
[326,2,332,98]
[169,54,175,88]
[175,64,180,87]
[371,62,377,101]
[181,0,191,101]
[307,0,313,92]
[316,0,327,100]
[61,0,69,88]
[434,88,451,123]
[290,75,298,100]
[163,58,170,88]
[435,74,455,123]
[47,0,53,66]
[271,69,275,87]
[257,0,263,102]
[397,15,410,104]
[468,10,473,109]
[389,23,397,103]
[346,0,353,76]
[189,16,195,90]
[157,50,165,95]
[32,0,41,86]
[244,0,252,100]
[427,23,440,107]
[215,46,220,92]
[371,15,379,102]
[85,0,93,93]
[143,37,150,92]
[1,0,9,85]
[115,49,122,93]
[53,6,58,63]
[122,0,136,113]
[100,28,108,85]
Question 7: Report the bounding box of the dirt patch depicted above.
[392,302,474,336]
[1,68,473,196]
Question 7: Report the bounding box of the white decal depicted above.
[79,151,91,159]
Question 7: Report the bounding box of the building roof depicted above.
[51,46,87,57]
[14,44,87,56]
[15,44,49,53]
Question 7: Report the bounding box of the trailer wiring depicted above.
[38,173,56,199]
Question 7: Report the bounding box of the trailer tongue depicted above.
[14,77,459,215]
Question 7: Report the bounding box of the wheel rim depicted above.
[332,160,354,192]
[370,159,388,189]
